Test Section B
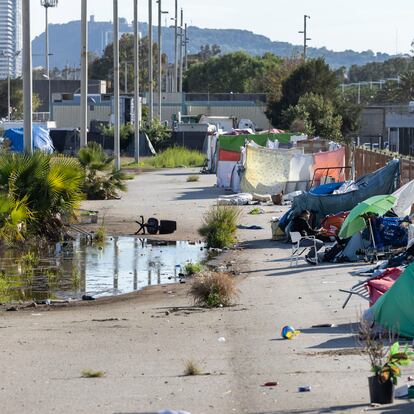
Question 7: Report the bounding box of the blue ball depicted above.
[281,325,296,339]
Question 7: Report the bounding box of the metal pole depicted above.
[45,7,49,77]
[22,0,32,153]
[124,61,128,93]
[113,0,121,170]
[158,0,162,121]
[80,0,88,147]
[7,56,11,121]
[303,15,307,60]
[184,23,188,71]
[173,0,178,93]
[133,0,140,163]
[148,0,153,122]
[178,8,183,93]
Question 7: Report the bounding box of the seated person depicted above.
[290,210,324,265]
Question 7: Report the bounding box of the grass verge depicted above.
[139,147,205,169]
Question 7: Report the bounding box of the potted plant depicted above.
[367,340,413,404]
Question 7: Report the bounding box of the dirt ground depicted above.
[1,169,413,414]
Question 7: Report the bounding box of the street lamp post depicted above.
[23,0,32,153]
[80,0,88,147]
[298,15,311,61]
[157,0,168,121]
[173,0,178,93]
[40,0,58,78]
[133,0,140,163]
[113,0,120,170]
[178,8,183,93]
[148,0,153,123]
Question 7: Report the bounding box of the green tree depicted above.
[90,34,166,93]
[282,93,343,141]
[267,58,339,127]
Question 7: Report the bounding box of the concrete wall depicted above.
[52,104,111,129]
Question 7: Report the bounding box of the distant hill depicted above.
[32,17,394,70]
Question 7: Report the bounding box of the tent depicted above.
[4,126,54,153]
[292,159,400,224]
[392,180,414,217]
[371,263,414,338]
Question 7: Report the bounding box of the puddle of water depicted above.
[0,236,206,302]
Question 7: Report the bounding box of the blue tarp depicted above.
[292,160,400,225]
[4,127,54,153]
[310,182,343,195]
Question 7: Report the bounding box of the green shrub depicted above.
[140,147,205,169]
[198,206,240,249]
[184,262,202,276]
[189,271,238,308]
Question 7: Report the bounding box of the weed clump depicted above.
[81,369,105,378]
[189,271,238,308]
[186,175,200,182]
[94,226,106,243]
[183,360,201,376]
[184,262,202,276]
[198,206,240,249]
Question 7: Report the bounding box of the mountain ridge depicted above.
[32,18,396,70]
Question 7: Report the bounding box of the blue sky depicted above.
[30,0,414,55]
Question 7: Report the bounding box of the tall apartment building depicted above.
[0,0,22,80]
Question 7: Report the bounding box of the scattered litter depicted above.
[6,306,18,312]
[252,193,272,203]
[218,337,226,343]
[217,193,253,206]
[394,384,409,398]
[237,225,264,230]
[312,324,337,328]
[281,325,300,340]
[408,376,414,381]
[31,313,43,317]
[298,386,312,392]
[82,295,95,301]
[262,381,278,387]
[248,207,265,215]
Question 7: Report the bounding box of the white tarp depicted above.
[217,160,238,188]
[392,180,414,217]
[240,145,303,195]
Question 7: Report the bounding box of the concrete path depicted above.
[1,170,413,413]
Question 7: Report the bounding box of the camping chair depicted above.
[135,216,177,235]
[289,232,318,267]
[339,267,403,309]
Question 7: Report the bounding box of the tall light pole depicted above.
[184,23,188,72]
[298,15,311,61]
[40,0,58,78]
[157,0,168,121]
[148,0,153,123]
[113,0,120,170]
[173,0,178,93]
[178,8,183,93]
[133,0,140,163]
[23,0,32,153]
[80,0,88,147]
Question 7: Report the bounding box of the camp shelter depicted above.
[4,126,54,153]
[292,159,400,224]
[392,180,414,217]
[371,262,414,338]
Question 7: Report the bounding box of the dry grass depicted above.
[189,271,238,308]
[183,359,202,376]
[186,175,200,182]
[81,369,106,378]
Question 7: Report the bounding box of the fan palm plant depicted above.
[78,142,128,200]
[0,151,84,242]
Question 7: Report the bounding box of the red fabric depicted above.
[319,211,350,237]
[367,268,403,306]
[219,149,241,162]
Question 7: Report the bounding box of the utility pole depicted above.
[22,0,32,153]
[148,0,154,122]
[173,0,178,93]
[184,23,188,71]
[133,0,140,163]
[178,8,183,93]
[80,0,88,147]
[157,0,168,121]
[113,0,120,170]
[298,15,311,61]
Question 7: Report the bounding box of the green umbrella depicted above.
[338,195,397,239]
